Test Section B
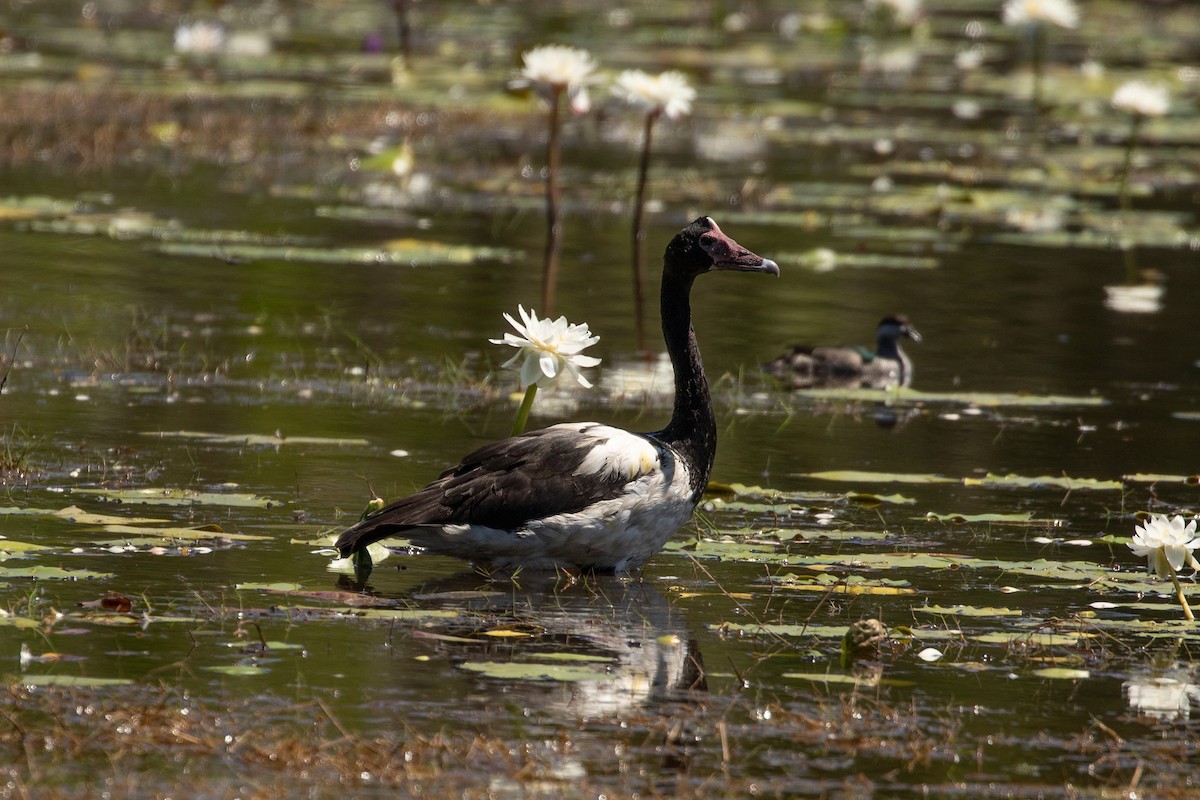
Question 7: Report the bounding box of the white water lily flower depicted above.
[612,70,696,121]
[490,305,601,389]
[1128,514,1200,579]
[174,20,225,54]
[1001,0,1079,29]
[1112,80,1170,117]
[865,0,922,27]
[520,45,599,113]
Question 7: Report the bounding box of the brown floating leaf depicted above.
[79,593,134,613]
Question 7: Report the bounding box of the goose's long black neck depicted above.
[656,272,716,498]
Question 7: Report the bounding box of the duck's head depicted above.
[877,314,922,343]
[663,217,780,281]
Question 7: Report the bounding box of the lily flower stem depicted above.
[1118,114,1142,214]
[541,87,563,316]
[1030,24,1045,112]
[630,111,658,352]
[1167,563,1195,622]
[511,384,539,436]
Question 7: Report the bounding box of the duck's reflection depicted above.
[338,569,706,719]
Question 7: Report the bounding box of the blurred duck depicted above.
[765,315,921,389]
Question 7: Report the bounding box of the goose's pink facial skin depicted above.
[698,219,780,275]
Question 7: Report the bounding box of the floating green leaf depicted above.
[141,431,370,447]
[794,388,1107,408]
[0,565,113,580]
[102,524,270,542]
[962,474,1123,491]
[924,512,1038,524]
[236,582,304,592]
[457,661,609,682]
[204,665,268,677]
[803,471,956,484]
[529,652,615,664]
[972,631,1093,646]
[53,506,168,525]
[1122,473,1199,485]
[781,672,915,687]
[284,605,461,621]
[155,239,519,267]
[11,674,134,687]
[0,539,52,552]
[914,604,1023,617]
[1031,668,1091,680]
[74,488,279,508]
[846,491,916,506]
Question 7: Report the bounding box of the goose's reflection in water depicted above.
[339,568,706,720]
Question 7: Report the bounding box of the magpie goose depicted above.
[335,217,779,571]
[764,315,921,390]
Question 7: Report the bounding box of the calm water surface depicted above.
[1,0,1199,796]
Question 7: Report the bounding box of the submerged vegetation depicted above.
[1,0,1199,796]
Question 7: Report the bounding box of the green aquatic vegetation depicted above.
[155,239,522,267]
[780,671,915,687]
[962,473,1123,491]
[0,565,113,580]
[772,248,939,272]
[1030,668,1090,680]
[456,660,611,682]
[204,665,269,677]
[923,511,1042,524]
[793,387,1108,408]
[101,524,271,542]
[971,631,1093,646]
[914,604,1024,617]
[0,539,51,553]
[1122,473,1200,484]
[10,674,134,687]
[141,430,370,447]
[803,470,957,484]
[282,605,462,622]
[845,491,915,506]
[73,487,279,507]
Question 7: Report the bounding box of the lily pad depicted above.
[914,604,1023,617]
[924,512,1038,524]
[52,506,168,525]
[1031,668,1091,680]
[204,665,268,677]
[457,661,610,682]
[285,605,461,621]
[1122,473,1199,485]
[804,471,957,484]
[102,524,270,542]
[781,672,915,687]
[141,431,370,447]
[0,565,113,580]
[529,652,615,664]
[962,474,1123,491]
[236,582,304,592]
[794,387,1107,408]
[11,674,134,687]
[971,631,1093,646]
[73,488,279,508]
[0,540,52,552]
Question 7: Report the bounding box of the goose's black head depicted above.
[663,217,780,281]
[877,314,922,343]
